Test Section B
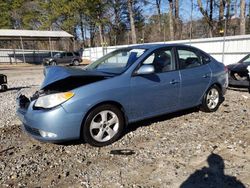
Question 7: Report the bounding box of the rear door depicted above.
[177,47,212,108]
[57,52,66,64]
[129,47,181,120]
[65,52,74,64]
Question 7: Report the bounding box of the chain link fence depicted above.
[0,49,61,64]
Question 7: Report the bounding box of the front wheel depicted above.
[82,104,125,147]
[200,85,222,112]
[0,84,7,91]
[50,61,57,66]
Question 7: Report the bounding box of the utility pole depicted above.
[190,0,193,44]
[222,3,228,64]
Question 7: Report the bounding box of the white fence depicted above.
[82,35,250,65]
[0,49,60,64]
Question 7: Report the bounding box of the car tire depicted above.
[2,84,7,91]
[82,104,125,147]
[73,60,80,66]
[201,85,222,112]
[50,61,57,66]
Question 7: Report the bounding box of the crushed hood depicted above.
[227,63,248,72]
[41,66,112,91]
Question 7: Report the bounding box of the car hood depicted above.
[227,63,247,72]
[41,66,113,91]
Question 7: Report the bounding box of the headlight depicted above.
[34,91,74,109]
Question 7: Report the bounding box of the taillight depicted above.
[224,66,228,73]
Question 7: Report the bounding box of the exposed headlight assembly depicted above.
[34,92,74,109]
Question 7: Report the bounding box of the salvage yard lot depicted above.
[0,65,250,187]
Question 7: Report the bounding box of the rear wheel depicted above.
[83,104,125,147]
[201,85,222,112]
[73,60,80,66]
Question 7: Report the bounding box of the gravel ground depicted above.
[0,65,250,188]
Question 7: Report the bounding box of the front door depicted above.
[129,48,181,121]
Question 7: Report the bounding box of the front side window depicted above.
[177,49,202,69]
[142,49,175,73]
[86,48,146,74]
[54,53,64,58]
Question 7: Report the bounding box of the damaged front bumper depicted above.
[16,94,83,142]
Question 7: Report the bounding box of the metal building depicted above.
[0,29,73,64]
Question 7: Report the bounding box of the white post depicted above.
[189,0,193,46]
[20,36,26,63]
[49,37,52,57]
[222,3,228,64]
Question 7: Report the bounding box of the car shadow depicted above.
[124,107,199,135]
[59,107,199,147]
[58,139,85,146]
[180,153,246,188]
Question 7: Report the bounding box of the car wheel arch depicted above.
[200,83,223,112]
[79,101,128,139]
[203,83,223,102]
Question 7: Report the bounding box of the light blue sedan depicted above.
[17,44,228,146]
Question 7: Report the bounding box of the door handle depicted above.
[170,80,180,84]
[202,73,210,78]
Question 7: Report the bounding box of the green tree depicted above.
[0,0,11,28]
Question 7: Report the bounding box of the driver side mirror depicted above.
[135,65,155,75]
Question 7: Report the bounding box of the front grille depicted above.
[24,124,40,136]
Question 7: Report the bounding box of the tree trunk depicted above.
[79,12,85,41]
[128,0,137,44]
[219,0,225,31]
[113,0,120,45]
[209,0,213,37]
[98,24,104,46]
[197,0,214,37]
[90,23,95,47]
[225,1,230,36]
[168,0,174,40]
[174,0,181,39]
[156,0,162,33]
[240,0,246,35]
[190,0,193,39]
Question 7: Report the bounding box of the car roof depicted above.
[126,43,197,50]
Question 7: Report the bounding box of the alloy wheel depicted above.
[89,110,119,142]
[206,88,219,110]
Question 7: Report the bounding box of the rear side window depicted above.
[177,49,202,69]
[60,52,66,57]
[67,52,73,56]
[200,52,211,64]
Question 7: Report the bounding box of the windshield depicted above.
[240,54,250,65]
[85,48,146,74]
